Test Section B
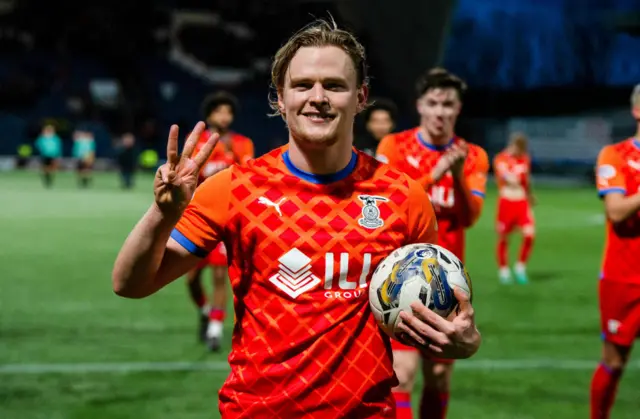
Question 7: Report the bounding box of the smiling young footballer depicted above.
[112,20,481,418]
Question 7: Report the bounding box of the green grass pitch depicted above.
[1,170,639,419]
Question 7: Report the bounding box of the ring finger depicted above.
[396,322,427,347]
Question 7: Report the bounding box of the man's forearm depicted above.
[453,175,482,228]
[606,193,640,224]
[112,204,180,297]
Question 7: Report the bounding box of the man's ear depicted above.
[277,90,286,116]
[356,85,369,114]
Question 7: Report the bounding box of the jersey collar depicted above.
[282,150,358,184]
[416,131,454,151]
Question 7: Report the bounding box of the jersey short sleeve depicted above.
[375,134,397,165]
[596,146,626,197]
[171,168,233,257]
[405,175,439,245]
[466,147,489,198]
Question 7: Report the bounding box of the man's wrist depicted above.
[151,202,184,228]
[430,168,445,183]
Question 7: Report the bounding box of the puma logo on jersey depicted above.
[406,155,421,169]
[258,197,286,216]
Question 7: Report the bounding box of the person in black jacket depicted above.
[115,132,138,189]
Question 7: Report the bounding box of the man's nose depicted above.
[309,83,328,104]
[432,104,445,116]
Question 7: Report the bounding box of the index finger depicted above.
[166,124,180,169]
[453,286,473,316]
[193,132,220,168]
[408,301,453,332]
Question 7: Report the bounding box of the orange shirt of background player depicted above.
[596,138,640,283]
[493,151,531,197]
[376,128,488,260]
[194,130,254,180]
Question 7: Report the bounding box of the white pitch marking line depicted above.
[2,359,640,375]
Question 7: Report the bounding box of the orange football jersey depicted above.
[195,130,254,181]
[595,138,640,284]
[493,151,531,196]
[377,127,488,261]
[172,147,438,418]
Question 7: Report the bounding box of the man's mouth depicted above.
[302,112,335,122]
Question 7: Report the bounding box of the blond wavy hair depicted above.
[268,17,369,117]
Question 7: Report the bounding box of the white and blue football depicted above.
[369,243,473,341]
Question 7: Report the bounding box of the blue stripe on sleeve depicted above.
[170,229,208,258]
[598,187,625,197]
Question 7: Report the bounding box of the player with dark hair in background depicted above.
[377,67,488,419]
[186,91,254,351]
[354,98,397,156]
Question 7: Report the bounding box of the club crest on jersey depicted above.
[597,164,616,179]
[358,195,388,229]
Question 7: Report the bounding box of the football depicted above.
[369,243,473,341]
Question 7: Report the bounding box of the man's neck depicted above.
[635,123,640,139]
[287,135,353,175]
[418,126,452,146]
[211,128,232,144]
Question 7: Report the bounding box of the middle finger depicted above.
[399,311,450,346]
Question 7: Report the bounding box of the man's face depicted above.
[42,125,55,137]
[509,143,527,157]
[417,87,461,138]
[632,97,640,121]
[278,45,367,149]
[366,109,394,141]
[508,135,528,157]
[207,104,234,132]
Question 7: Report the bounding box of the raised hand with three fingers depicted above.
[154,122,219,217]
[396,286,481,359]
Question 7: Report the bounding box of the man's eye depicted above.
[325,83,345,91]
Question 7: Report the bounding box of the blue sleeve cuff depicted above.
[170,229,208,258]
[471,190,486,198]
[598,187,625,197]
